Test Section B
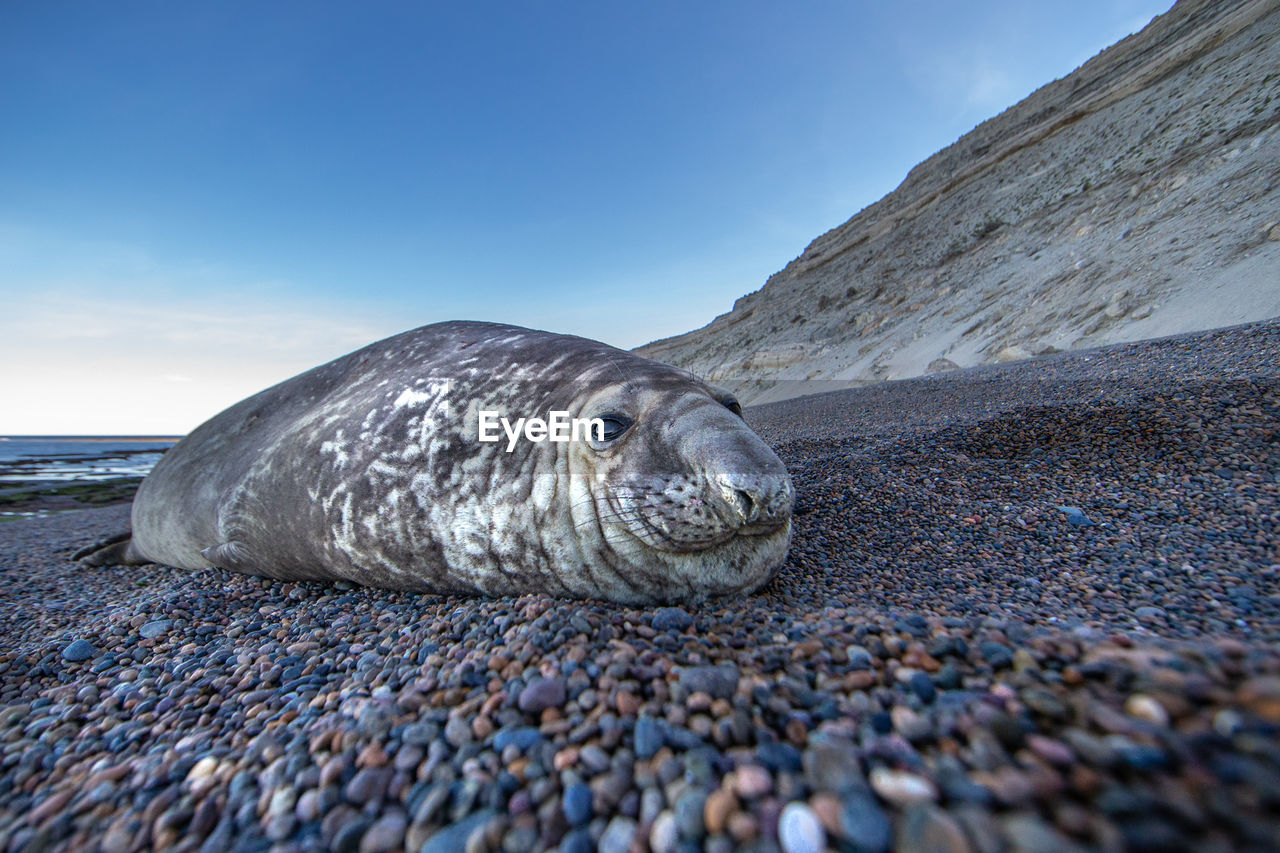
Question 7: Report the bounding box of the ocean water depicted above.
[0,436,181,482]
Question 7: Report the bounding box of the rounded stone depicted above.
[870,769,940,807]
[677,665,739,700]
[562,784,593,826]
[896,803,973,853]
[518,677,567,714]
[650,810,678,853]
[359,813,407,853]
[139,619,172,639]
[635,716,664,760]
[1237,676,1280,723]
[778,802,825,853]
[598,816,637,853]
[675,790,708,840]
[733,765,773,799]
[652,607,694,632]
[704,788,737,835]
[1124,694,1170,726]
[838,793,891,853]
[61,640,96,662]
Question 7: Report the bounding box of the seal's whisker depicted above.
[604,351,643,395]
[576,504,664,530]
[577,504,673,530]
[577,512,641,529]
[565,491,658,512]
[566,492,652,512]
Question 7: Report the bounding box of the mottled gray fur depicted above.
[110,321,793,604]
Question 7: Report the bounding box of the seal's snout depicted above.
[715,470,794,531]
[669,400,794,536]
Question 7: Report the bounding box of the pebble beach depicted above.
[1,320,1277,853]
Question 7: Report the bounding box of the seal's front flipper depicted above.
[201,541,257,574]
[75,532,147,566]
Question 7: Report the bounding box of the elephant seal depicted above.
[87,321,793,604]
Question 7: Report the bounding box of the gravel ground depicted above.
[1,320,1277,853]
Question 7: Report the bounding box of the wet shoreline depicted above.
[0,444,174,517]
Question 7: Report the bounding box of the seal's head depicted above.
[562,365,794,604]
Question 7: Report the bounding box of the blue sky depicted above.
[1,0,1172,434]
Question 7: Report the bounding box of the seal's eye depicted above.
[724,397,743,418]
[591,414,632,444]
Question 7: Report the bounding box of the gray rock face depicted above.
[636,0,1280,405]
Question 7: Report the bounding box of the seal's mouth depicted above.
[737,519,789,537]
[589,472,793,555]
[621,501,790,553]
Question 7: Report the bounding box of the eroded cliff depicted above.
[637,0,1280,404]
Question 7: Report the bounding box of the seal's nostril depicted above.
[734,489,757,521]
